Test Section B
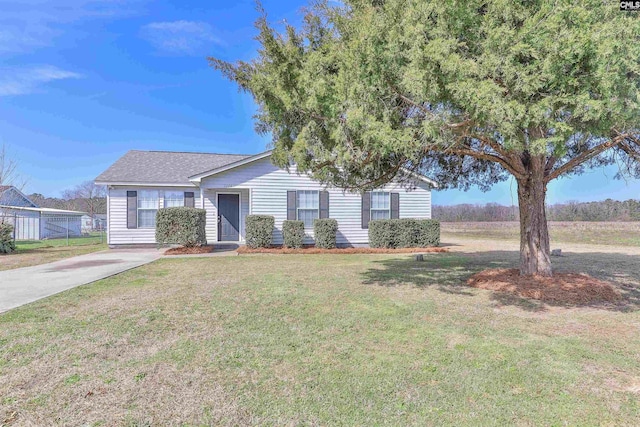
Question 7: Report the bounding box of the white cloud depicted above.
[141,20,223,55]
[0,66,82,96]
[0,0,140,54]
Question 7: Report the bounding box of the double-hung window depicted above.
[371,191,390,220]
[297,190,319,228]
[137,190,159,228]
[164,191,184,207]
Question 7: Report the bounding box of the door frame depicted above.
[216,191,242,242]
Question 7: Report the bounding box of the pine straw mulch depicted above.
[467,268,622,305]
[164,245,215,255]
[237,246,448,255]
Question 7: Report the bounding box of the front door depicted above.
[218,193,240,241]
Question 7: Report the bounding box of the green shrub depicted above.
[396,218,420,248]
[155,207,207,247]
[0,222,16,254]
[314,218,338,249]
[368,219,398,248]
[245,215,274,248]
[369,219,440,248]
[282,220,305,248]
[417,219,440,247]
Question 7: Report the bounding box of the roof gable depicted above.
[0,186,37,207]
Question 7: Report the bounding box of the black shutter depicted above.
[319,191,329,218]
[127,191,137,229]
[184,192,195,208]
[361,192,371,229]
[287,191,297,220]
[391,192,400,219]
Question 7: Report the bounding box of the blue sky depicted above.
[0,0,638,205]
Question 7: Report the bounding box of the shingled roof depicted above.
[95,150,253,185]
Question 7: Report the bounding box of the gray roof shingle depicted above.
[95,150,253,185]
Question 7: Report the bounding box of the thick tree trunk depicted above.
[517,156,552,276]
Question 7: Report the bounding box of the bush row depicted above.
[156,207,207,247]
[243,216,441,249]
[369,219,440,248]
[0,222,16,254]
[248,216,340,249]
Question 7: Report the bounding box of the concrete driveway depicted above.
[0,249,162,313]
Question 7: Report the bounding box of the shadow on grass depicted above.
[362,249,640,312]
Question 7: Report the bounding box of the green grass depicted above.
[14,232,106,252]
[1,252,640,425]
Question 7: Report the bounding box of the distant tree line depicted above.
[28,181,106,218]
[434,199,640,222]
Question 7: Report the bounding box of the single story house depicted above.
[95,150,436,247]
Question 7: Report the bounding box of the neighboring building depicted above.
[0,185,37,207]
[0,186,86,240]
[0,206,86,240]
[95,150,436,247]
[81,214,107,232]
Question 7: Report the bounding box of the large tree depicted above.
[211,0,640,276]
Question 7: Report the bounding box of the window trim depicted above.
[370,191,391,220]
[296,190,320,228]
[137,190,159,229]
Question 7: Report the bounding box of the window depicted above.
[137,190,159,228]
[371,191,390,220]
[164,191,184,207]
[297,190,319,228]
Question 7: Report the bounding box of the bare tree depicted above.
[0,144,26,190]
[62,181,107,218]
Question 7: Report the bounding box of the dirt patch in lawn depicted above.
[467,268,622,305]
[164,246,215,255]
[237,246,448,255]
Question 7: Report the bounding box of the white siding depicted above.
[108,187,201,245]
[200,157,432,245]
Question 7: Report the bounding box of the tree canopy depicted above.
[211,0,640,275]
[212,0,640,190]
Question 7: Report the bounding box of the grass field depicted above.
[2,244,640,425]
[0,233,107,271]
[441,221,640,247]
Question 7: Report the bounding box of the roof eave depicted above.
[400,168,439,188]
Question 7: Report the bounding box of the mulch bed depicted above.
[237,246,448,255]
[164,245,215,255]
[467,268,621,305]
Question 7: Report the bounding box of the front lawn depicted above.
[1,250,640,425]
[0,234,107,271]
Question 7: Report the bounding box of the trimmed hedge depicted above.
[369,219,440,248]
[156,207,207,247]
[0,222,16,254]
[245,215,274,248]
[314,218,338,249]
[283,220,305,248]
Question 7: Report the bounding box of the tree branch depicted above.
[544,133,630,182]
[444,147,527,180]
